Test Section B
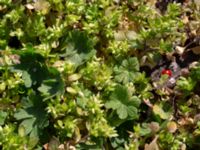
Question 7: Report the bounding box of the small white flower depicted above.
[169,77,176,84]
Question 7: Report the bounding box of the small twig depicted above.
[172,95,178,119]
[143,99,153,108]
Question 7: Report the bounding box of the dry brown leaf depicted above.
[144,136,159,150]
[49,137,60,150]
[196,27,200,36]
[43,143,48,150]
[182,15,189,24]
[143,99,153,108]
[181,144,186,150]
[181,68,190,77]
[74,127,81,143]
[25,4,35,9]
[194,0,200,6]
[148,122,160,133]
[68,74,81,82]
[178,117,194,126]
[125,30,138,40]
[191,46,200,54]
[189,61,199,69]
[58,144,65,150]
[25,0,50,15]
[114,30,126,41]
[191,30,197,36]
[34,0,50,10]
[167,121,177,133]
[194,113,200,123]
[175,46,185,55]
[147,0,157,6]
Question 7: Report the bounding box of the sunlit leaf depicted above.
[153,104,171,120]
[22,71,32,88]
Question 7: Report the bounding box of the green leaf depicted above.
[140,126,151,136]
[18,125,26,137]
[127,106,138,119]
[129,96,141,108]
[22,71,32,88]
[20,118,35,135]
[14,109,33,120]
[11,48,48,87]
[122,57,139,72]
[114,57,139,83]
[38,67,64,97]
[14,107,49,138]
[190,67,200,81]
[59,31,96,67]
[117,105,128,119]
[14,93,49,139]
[176,77,196,92]
[153,104,171,120]
[38,77,64,97]
[0,111,7,125]
[105,85,141,120]
[105,99,121,110]
[37,82,52,94]
[159,39,173,53]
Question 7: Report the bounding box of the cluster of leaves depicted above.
[1,0,200,149]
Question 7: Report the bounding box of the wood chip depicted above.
[191,46,200,54]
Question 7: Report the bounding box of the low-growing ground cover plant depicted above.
[1,0,200,149]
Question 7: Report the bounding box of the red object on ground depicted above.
[161,69,172,77]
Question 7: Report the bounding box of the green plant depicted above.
[1,0,200,149]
